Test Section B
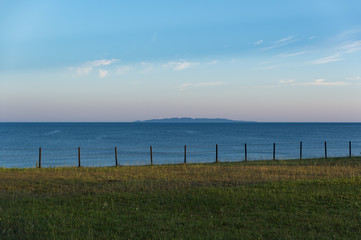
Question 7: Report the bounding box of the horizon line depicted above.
[1,121,361,124]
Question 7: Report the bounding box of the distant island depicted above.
[134,118,255,123]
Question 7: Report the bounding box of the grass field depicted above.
[1,157,361,239]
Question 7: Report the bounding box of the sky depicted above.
[1,0,361,122]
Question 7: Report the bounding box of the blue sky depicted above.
[1,0,361,122]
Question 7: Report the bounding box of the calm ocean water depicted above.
[1,122,361,168]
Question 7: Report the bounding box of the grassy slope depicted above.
[1,157,361,239]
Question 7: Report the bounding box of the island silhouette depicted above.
[134,118,255,123]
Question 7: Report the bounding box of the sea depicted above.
[0,122,361,168]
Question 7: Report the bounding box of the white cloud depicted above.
[116,66,131,75]
[99,69,108,78]
[179,81,224,91]
[254,40,263,45]
[88,59,119,67]
[208,60,219,65]
[302,79,349,87]
[163,61,199,71]
[279,79,295,84]
[174,62,193,71]
[312,54,342,64]
[71,59,119,77]
[348,76,361,81]
[76,67,92,75]
[140,62,154,73]
[309,36,316,40]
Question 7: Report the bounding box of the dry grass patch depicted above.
[1,157,361,194]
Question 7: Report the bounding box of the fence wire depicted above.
[0,140,361,168]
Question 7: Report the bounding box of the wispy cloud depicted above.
[254,40,263,45]
[163,61,199,71]
[261,64,282,70]
[179,81,224,91]
[259,61,283,70]
[337,41,361,53]
[312,53,342,64]
[275,36,294,44]
[281,51,305,57]
[311,39,361,65]
[179,83,193,91]
[207,60,219,65]
[279,79,295,84]
[333,28,361,42]
[195,82,224,87]
[274,78,349,87]
[261,36,296,51]
[99,69,108,78]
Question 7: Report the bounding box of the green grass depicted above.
[1,157,361,239]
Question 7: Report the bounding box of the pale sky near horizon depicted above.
[1,0,361,122]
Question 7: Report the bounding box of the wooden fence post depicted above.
[216,144,219,163]
[150,146,153,165]
[184,145,187,164]
[115,147,118,166]
[245,143,247,162]
[324,141,327,159]
[273,143,276,161]
[300,141,302,160]
[78,147,81,167]
[38,147,41,168]
[349,141,352,158]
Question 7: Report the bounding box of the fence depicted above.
[1,140,361,168]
